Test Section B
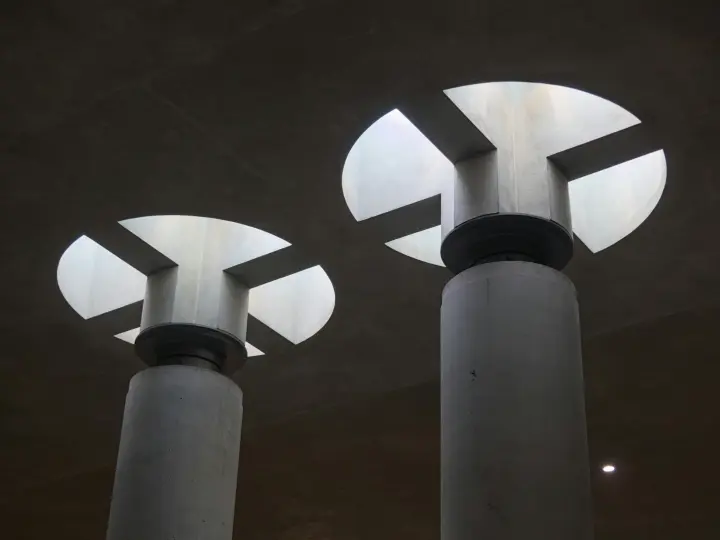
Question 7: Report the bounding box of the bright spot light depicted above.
[602,464,616,473]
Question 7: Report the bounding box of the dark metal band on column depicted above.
[135,323,248,375]
[441,213,573,274]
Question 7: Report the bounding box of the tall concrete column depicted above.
[106,365,243,540]
[441,262,592,540]
[432,84,593,540]
[106,217,249,540]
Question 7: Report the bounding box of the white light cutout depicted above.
[386,226,444,267]
[57,216,335,355]
[57,236,147,319]
[602,464,616,474]
[342,82,666,266]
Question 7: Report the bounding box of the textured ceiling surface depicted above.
[0,0,719,538]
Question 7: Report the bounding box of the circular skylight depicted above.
[342,81,666,266]
[57,215,336,357]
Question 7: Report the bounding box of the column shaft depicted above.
[441,261,592,540]
[106,365,243,540]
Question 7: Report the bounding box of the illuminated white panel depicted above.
[245,343,264,357]
[57,236,146,319]
[115,327,141,344]
[570,150,666,253]
[249,265,335,344]
[120,215,290,269]
[342,109,454,221]
[445,81,640,156]
[386,226,444,267]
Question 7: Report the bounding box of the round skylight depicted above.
[57,215,336,357]
[342,81,666,266]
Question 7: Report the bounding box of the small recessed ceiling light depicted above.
[601,464,616,473]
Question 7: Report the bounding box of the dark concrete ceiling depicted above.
[1,0,719,538]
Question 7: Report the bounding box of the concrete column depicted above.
[441,261,592,540]
[106,365,243,540]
